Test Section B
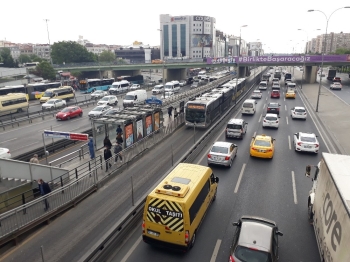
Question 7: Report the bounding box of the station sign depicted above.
[44,130,88,141]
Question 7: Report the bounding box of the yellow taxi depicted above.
[250,134,275,159]
[285,90,296,99]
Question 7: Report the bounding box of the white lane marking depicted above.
[288,135,291,150]
[284,97,286,102]
[291,171,298,204]
[234,163,246,193]
[286,116,289,125]
[258,114,262,123]
[253,131,256,137]
[210,239,222,262]
[266,96,268,101]
[0,138,17,144]
[120,236,142,262]
[285,105,287,111]
[263,104,266,109]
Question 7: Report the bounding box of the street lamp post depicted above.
[44,19,53,65]
[158,28,166,99]
[308,7,350,112]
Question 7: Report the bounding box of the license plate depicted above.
[147,230,159,237]
[259,149,266,152]
[304,145,312,148]
[245,110,249,112]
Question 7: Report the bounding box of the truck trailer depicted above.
[305,153,350,262]
[326,69,337,80]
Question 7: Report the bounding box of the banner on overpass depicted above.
[44,130,88,141]
[206,54,350,64]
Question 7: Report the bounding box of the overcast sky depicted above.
[2,0,350,54]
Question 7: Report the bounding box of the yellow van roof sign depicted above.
[156,181,190,198]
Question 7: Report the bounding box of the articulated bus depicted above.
[116,75,144,85]
[0,93,29,116]
[0,85,28,100]
[79,78,115,93]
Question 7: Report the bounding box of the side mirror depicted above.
[232,222,240,227]
[305,165,311,178]
[276,231,284,236]
[234,144,238,148]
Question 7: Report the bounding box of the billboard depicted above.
[125,123,134,148]
[154,112,160,131]
[192,35,213,48]
[136,119,143,141]
[146,115,152,135]
[206,55,350,64]
[171,16,187,22]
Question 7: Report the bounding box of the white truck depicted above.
[305,152,350,262]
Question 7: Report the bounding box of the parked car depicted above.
[229,216,283,262]
[88,105,113,118]
[0,148,11,159]
[130,84,141,90]
[56,106,83,120]
[42,99,66,110]
[97,95,118,106]
[90,90,108,99]
[207,141,238,168]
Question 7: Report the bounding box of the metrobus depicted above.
[0,85,28,100]
[79,78,115,93]
[0,93,29,116]
[24,62,40,68]
[27,82,62,100]
[116,75,144,85]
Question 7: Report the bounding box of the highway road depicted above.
[0,73,324,262]
[110,76,322,262]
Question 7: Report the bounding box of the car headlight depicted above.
[63,114,67,117]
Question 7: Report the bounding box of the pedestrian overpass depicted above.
[54,54,350,84]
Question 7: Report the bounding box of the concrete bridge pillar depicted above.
[238,67,246,78]
[166,68,187,81]
[304,66,317,83]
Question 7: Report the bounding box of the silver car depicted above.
[229,216,283,262]
[207,141,238,168]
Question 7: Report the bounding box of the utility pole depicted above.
[44,19,53,65]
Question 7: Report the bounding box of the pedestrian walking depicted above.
[38,179,51,211]
[104,146,112,171]
[116,125,123,136]
[116,133,124,145]
[29,154,40,164]
[103,136,112,150]
[168,106,173,118]
[88,137,95,159]
[174,108,178,119]
[114,142,123,163]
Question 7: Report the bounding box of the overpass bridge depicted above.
[53,55,350,83]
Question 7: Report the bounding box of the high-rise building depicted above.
[306,32,350,54]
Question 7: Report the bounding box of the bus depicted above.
[1,85,28,100]
[24,62,40,68]
[27,82,62,100]
[116,75,144,85]
[142,163,219,251]
[0,93,29,116]
[79,78,115,93]
[40,86,75,103]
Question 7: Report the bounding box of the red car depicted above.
[271,90,280,98]
[56,106,83,120]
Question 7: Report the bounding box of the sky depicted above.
[2,0,350,54]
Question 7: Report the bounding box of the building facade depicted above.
[159,14,216,59]
[306,32,350,54]
[33,44,51,60]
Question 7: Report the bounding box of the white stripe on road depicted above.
[263,104,266,109]
[0,138,17,144]
[266,96,268,101]
[210,239,222,262]
[291,171,298,204]
[286,116,289,125]
[234,163,246,193]
[258,114,262,123]
[120,236,142,262]
[253,131,256,137]
[285,105,287,111]
[288,135,291,150]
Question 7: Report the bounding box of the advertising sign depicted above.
[193,16,211,22]
[154,112,160,131]
[136,119,144,141]
[69,133,89,141]
[171,16,187,22]
[192,35,213,48]
[146,115,152,135]
[44,130,88,141]
[125,124,134,148]
[206,55,350,64]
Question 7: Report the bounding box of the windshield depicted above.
[234,246,271,262]
[61,108,71,113]
[211,146,228,154]
[100,97,109,101]
[260,83,267,87]
[185,109,205,123]
[227,124,242,129]
[46,100,55,104]
[266,116,277,121]
[301,136,316,143]
[124,95,135,100]
[253,91,260,94]
[92,107,103,112]
[43,91,53,97]
[295,108,305,113]
[154,86,162,89]
[254,140,271,147]
[165,84,173,89]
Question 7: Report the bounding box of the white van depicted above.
[242,99,256,115]
[109,80,130,94]
[123,90,147,107]
[164,81,180,93]
[287,82,296,93]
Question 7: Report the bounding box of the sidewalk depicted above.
[294,68,350,155]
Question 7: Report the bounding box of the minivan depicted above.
[287,83,296,92]
[226,118,248,139]
[109,80,130,94]
[123,90,147,107]
[164,81,180,93]
[242,99,256,115]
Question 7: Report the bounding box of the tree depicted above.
[35,61,56,80]
[0,48,16,67]
[18,54,32,64]
[29,54,43,63]
[335,48,350,54]
[51,41,96,64]
[99,50,116,62]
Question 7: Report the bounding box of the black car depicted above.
[229,216,283,262]
[267,102,280,115]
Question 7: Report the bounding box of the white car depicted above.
[91,90,108,99]
[179,80,187,87]
[0,148,11,159]
[88,105,113,118]
[129,84,141,90]
[207,141,238,168]
[151,84,164,95]
[293,132,319,153]
[42,99,66,110]
[258,81,268,90]
[164,91,174,99]
[262,113,280,129]
[272,83,280,89]
[272,78,279,84]
[251,90,262,99]
[97,95,118,106]
[330,82,342,90]
[291,106,307,120]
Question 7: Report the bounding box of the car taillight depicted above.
[267,149,273,152]
[315,144,319,148]
[297,142,301,146]
[208,154,212,158]
[229,255,235,262]
[142,220,145,233]
[251,147,257,151]
[185,230,190,244]
[225,156,230,160]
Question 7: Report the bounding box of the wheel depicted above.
[190,232,196,249]
[228,158,233,168]
[79,113,83,117]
